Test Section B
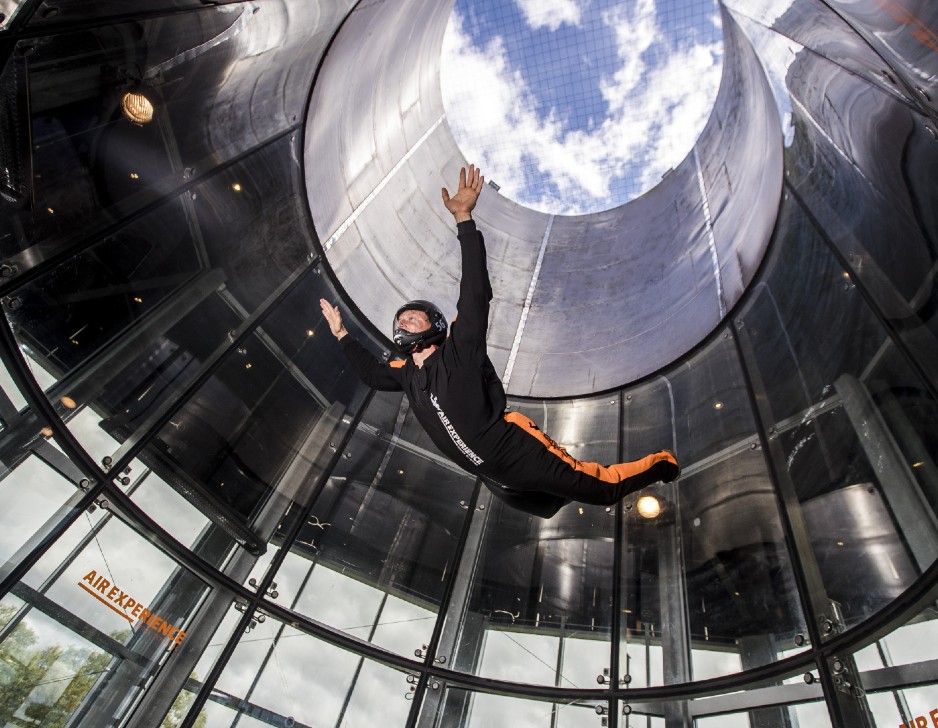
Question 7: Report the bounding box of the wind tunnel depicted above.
[0,0,937,727]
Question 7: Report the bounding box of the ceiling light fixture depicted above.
[121,91,154,124]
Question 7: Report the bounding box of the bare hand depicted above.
[441,164,484,223]
[319,299,347,340]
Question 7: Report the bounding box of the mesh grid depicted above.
[441,0,723,215]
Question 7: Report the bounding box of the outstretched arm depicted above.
[442,166,492,350]
[319,299,403,391]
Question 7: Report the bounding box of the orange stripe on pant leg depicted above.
[505,412,628,483]
[504,412,678,484]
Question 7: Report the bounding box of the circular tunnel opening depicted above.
[441,0,725,215]
[304,0,783,397]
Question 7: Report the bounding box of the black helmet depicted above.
[392,300,447,353]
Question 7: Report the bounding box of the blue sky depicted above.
[441,0,724,215]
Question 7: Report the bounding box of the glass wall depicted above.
[1,0,937,727]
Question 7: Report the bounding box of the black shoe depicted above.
[653,450,680,483]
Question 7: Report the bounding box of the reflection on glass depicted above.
[0,454,81,567]
[210,613,412,728]
[0,493,249,728]
[425,687,603,728]
[738,197,938,633]
[263,389,475,656]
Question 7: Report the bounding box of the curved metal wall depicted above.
[0,1,936,728]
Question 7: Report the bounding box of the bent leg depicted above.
[497,412,680,505]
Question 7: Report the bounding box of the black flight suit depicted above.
[340,220,679,518]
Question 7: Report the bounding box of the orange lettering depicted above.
[107,586,119,600]
[96,578,111,594]
[138,608,151,623]
[931,708,938,727]
[150,615,162,629]
[175,631,186,645]
[918,717,928,728]
[124,598,136,612]
[159,620,173,637]
[168,627,180,641]
[132,603,143,618]
[82,570,97,585]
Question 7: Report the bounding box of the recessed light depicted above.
[121,91,154,124]
[636,496,661,519]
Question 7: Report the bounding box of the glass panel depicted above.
[0,503,242,728]
[667,332,756,466]
[693,695,834,728]
[619,354,808,686]
[851,601,938,728]
[206,612,414,728]
[0,356,28,413]
[123,273,371,571]
[738,196,938,632]
[263,389,475,657]
[443,395,617,687]
[7,135,323,465]
[867,684,938,728]
[420,686,601,728]
[3,3,350,260]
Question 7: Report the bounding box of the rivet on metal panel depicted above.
[0,263,17,278]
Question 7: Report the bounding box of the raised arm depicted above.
[319,299,403,391]
[442,165,491,348]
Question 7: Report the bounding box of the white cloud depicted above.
[515,0,583,32]
[441,2,723,215]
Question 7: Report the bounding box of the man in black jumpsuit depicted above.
[320,165,680,518]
